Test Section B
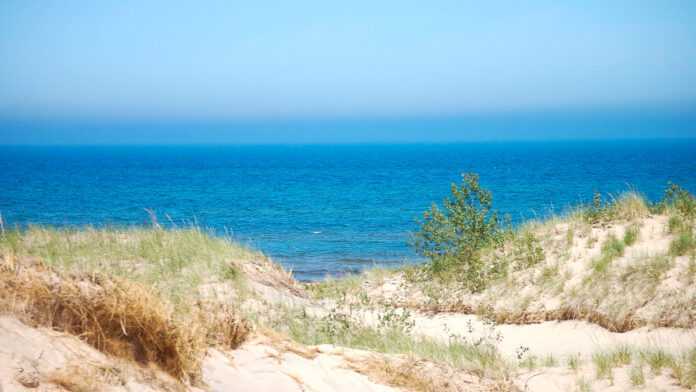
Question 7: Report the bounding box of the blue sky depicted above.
[1,1,695,142]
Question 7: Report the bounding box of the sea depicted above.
[1,140,695,281]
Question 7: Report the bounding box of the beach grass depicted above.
[0,225,257,381]
[0,225,259,308]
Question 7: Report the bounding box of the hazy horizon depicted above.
[2,1,696,143]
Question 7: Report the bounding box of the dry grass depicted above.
[47,365,108,392]
[0,227,254,382]
[0,226,260,309]
[347,355,515,392]
[605,192,650,221]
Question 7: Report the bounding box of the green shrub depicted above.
[413,173,502,291]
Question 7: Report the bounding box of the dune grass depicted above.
[592,346,632,381]
[591,234,625,275]
[623,224,640,246]
[0,225,258,381]
[0,225,259,308]
[260,304,512,381]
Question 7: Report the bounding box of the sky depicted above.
[1,1,696,143]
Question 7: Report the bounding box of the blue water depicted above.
[1,141,695,280]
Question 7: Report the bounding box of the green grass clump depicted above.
[623,225,639,246]
[668,216,685,234]
[567,355,581,372]
[566,227,575,246]
[641,349,675,375]
[513,230,545,270]
[629,364,645,387]
[662,183,695,257]
[592,346,632,381]
[592,235,625,274]
[669,229,695,256]
[620,255,673,287]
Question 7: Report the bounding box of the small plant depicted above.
[668,215,684,234]
[641,349,674,375]
[413,173,503,291]
[543,354,558,367]
[539,264,559,286]
[640,255,673,282]
[567,355,581,371]
[592,235,625,274]
[669,229,695,256]
[629,364,645,387]
[602,235,626,259]
[520,355,538,370]
[584,191,604,224]
[592,347,632,382]
[613,346,632,365]
[662,182,696,219]
[566,227,575,246]
[516,345,530,361]
[513,230,545,270]
[593,353,614,381]
[318,308,352,339]
[377,306,415,334]
[623,225,639,246]
[576,377,592,392]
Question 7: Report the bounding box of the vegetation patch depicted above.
[669,229,695,256]
[412,173,504,291]
[623,224,639,246]
[591,235,625,275]
[262,304,512,381]
[0,227,255,382]
[592,346,632,381]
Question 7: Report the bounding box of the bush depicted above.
[413,173,502,291]
[663,182,696,219]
